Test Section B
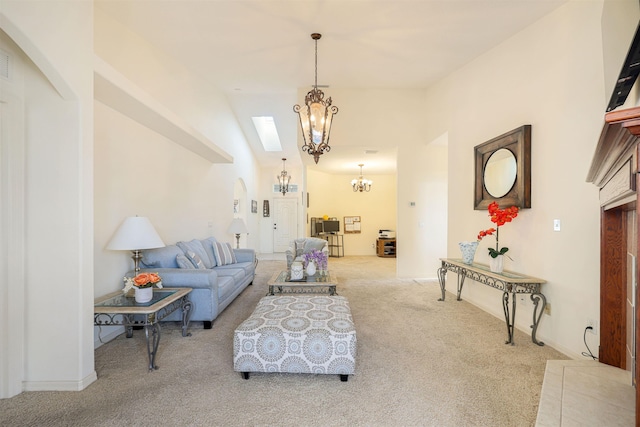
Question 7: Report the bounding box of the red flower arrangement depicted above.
[478,201,519,258]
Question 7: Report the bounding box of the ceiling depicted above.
[95,0,566,176]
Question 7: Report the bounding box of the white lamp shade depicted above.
[227,218,248,234]
[106,216,165,250]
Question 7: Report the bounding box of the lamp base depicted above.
[131,250,143,274]
[235,234,241,249]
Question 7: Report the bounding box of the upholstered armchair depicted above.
[286,237,329,268]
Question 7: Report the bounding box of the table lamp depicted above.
[227,218,248,249]
[106,216,165,273]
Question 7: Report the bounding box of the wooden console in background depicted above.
[376,238,396,258]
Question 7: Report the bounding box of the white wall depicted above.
[93,9,262,309]
[0,0,95,395]
[422,1,627,358]
[397,141,448,278]
[300,88,448,272]
[307,169,397,256]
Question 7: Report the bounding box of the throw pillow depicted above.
[176,254,195,269]
[213,241,237,265]
[176,239,213,269]
[294,239,306,257]
[226,243,237,264]
[199,238,218,267]
[186,250,207,269]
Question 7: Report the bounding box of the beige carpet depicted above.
[0,256,567,426]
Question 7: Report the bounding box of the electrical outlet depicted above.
[544,303,551,315]
[587,318,597,334]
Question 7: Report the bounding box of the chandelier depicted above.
[351,164,373,192]
[293,33,338,164]
[277,158,291,196]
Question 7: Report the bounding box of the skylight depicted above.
[251,116,282,151]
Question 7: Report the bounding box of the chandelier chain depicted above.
[314,37,318,88]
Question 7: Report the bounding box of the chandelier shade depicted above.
[351,164,373,192]
[294,33,338,164]
[277,158,291,196]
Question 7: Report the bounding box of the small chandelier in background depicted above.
[293,33,338,164]
[351,164,373,192]
[277,158,291,196]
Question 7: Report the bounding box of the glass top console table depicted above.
[267,270,338,295]
[437,258,547,346]
[94,288,193,371]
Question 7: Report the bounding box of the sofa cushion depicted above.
[214,266,245,283]
[140,245,183,268]
[214,241,237,265]
[177,239,213,269]
[186,250,207,269]
[304,239,327,253]
[176,254,196,269]
[216,261,253,277]
[199,238,218,267]
[217,275,239,302]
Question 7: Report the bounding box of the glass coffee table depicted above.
[267,270,337,295]
[94,288,193,371]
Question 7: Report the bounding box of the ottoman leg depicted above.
[340,374,348,382]
[241,372,250,380]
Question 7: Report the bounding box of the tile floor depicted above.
[536,360,635,426]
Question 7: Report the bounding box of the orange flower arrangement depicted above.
[478,201,519,258]
[123,272,163,293]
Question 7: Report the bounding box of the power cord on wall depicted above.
[582,326,598,360]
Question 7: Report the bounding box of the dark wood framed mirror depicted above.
[474,125,531,210]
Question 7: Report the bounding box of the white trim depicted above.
[23,371,98,392]
[0,88,25,399]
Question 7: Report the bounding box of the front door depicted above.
[273,198,297,252]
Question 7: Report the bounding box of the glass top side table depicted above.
[94,287,193,370]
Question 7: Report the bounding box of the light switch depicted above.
[553,219,561,231]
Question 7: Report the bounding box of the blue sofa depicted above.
[132,237,255,329]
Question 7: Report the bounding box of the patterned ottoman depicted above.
[233,295,357,381]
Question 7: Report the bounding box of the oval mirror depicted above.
[483,148,517,198]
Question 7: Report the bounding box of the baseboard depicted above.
[23,370,97,392]
[461,293,580,360]
[94,325,125,349]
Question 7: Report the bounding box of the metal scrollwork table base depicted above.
[437,259,547,346]
[94,288,193,371]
